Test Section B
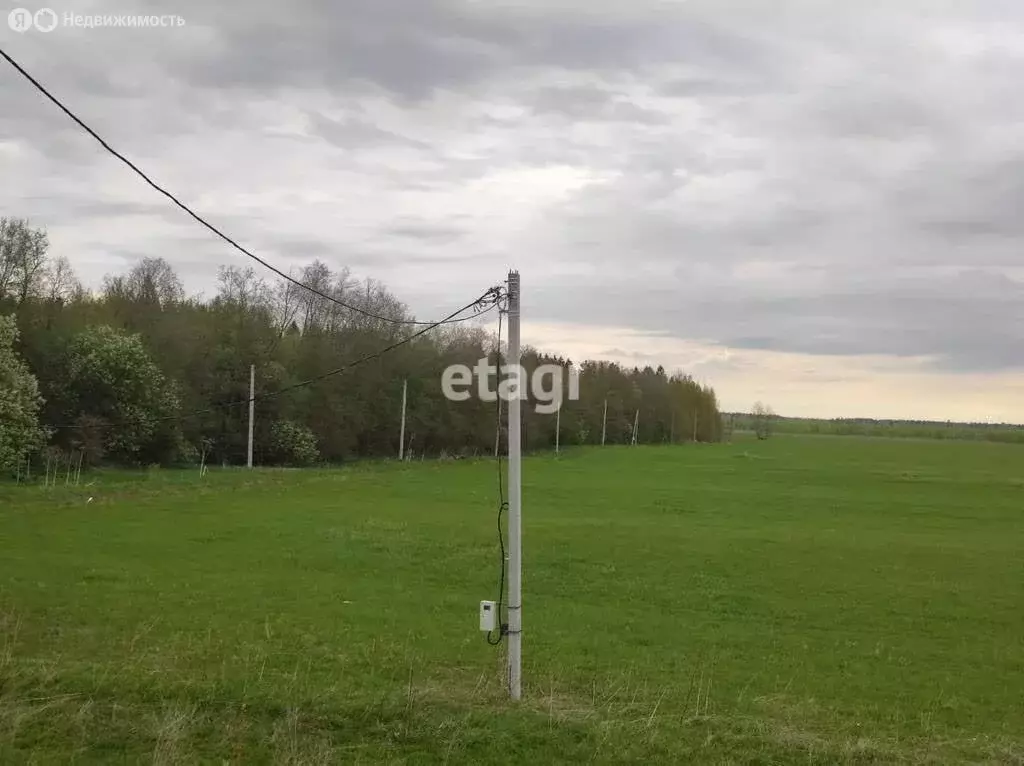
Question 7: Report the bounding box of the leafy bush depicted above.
[268,421,320,466]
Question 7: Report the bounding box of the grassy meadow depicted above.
[1,436,1022,763]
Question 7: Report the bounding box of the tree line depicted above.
[0,218,723,473]
[728,412,1024,444]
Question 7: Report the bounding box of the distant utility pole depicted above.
[494,395,502,457]
[555,403,561,455]
[631,409,639,446]
[693,409,698,443]
[601,398,608,446]
[399,378,408,460]
[507,270,523,701]
[247,364,255,469]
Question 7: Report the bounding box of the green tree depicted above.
[0,314,47,472]
[0,217,49,307]
[58,325,181,464]
[751,401,775,440]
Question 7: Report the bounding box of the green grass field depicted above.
[1,437,1022,764]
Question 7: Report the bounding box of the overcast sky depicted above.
[3,0,1024,421]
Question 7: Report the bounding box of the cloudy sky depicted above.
[3,0,1024,421]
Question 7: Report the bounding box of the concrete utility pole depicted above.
[247,364,255,469]
[631,408,639,446]
[601,398,607,446]
[555,404,561,455]
[506,270,523,700]
[399,379,408,460]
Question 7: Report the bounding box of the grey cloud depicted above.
[63,201,185,220]
[908,156,1024,243]
[145,0,774,102]
[807,87,943,141]
[660,74,766,99]
[305,112,432,151]
[729,337,775,351]
[597,348,632,359]
[384,221,466,243]
[527,84,670,125]
[259,236,340,263]
[530,268,1024,372]
[156,0,512,99]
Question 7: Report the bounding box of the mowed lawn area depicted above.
[1,437,1022,764]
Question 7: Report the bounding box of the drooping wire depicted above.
[47,286,502,433]
[486,299,509,646]
[0,46,484,327]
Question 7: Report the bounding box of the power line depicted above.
[0,47,482,327]
[48,285,502,433]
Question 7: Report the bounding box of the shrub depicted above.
[268,421,320,466]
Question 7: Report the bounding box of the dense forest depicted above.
[0,217,723,473]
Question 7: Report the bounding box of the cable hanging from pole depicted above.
[487,298,509,647]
